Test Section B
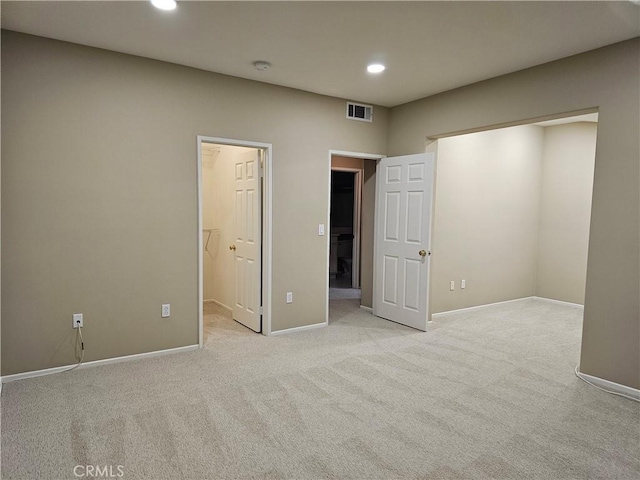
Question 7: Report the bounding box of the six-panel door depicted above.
[374,153,435,331]
[233,150,261,332]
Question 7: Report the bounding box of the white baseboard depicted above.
[576,368,640,401]
[1,344,200,384]
[431,297,534,318]
[533,296,584,309]
[270,322,327,336]
[204,299,232,311]
[359,305,373,313]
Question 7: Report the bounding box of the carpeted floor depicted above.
[203,301,252,343]
[1,298,639,479]
[328,288,362,300]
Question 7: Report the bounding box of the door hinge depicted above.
[259,306,263,315]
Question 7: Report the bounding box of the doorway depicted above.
[329,170,360,290]
[197,136,273,346]
[327,151,383,317]
[327,150,436,331]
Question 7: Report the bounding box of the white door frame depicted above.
[327,150,385,322]
[330,167,362,289]
[197,136,273,346]
[425,140,438,323]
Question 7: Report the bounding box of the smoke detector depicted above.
[253,61,271,71]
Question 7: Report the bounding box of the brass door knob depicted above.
[419,250,427,257]
[229,245,236,251]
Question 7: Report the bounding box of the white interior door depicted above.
[373,153,435,331]
[232,149,261,332]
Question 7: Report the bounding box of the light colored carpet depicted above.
[203,301,252,344]
[2,298,639,479]
[328,288,362,300]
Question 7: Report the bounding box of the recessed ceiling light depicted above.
[367,64,385,74]
[151,0,177,11]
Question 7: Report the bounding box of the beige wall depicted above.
[536,123,597,304]
[360,160,377,308]
[1,31,389,375]
[202,145,254,308]
[389,39,639,389]
[431,125,544,314]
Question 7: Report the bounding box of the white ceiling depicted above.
[2,1,639,107]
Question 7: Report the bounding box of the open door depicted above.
[373,153,435,331]
[231,149,262,332]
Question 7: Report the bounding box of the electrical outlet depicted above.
[162,304,171,318]
[72,313,83,329]
[450,281,455,291]
[286,292,293,304]
[318,224,325,236]
[461,279,466,289]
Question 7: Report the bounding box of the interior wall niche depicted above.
[431,120,596,314]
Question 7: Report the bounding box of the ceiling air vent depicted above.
[346,102,373,122]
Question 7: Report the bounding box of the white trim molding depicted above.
[533,296,584,309]
[432,296,585,319]
[269,322,327,336]
[359,305,373,313]
[431,297,535,319]
[576,368,640,402]
[1,345,199,384]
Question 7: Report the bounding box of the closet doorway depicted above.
[197,136,273,346]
